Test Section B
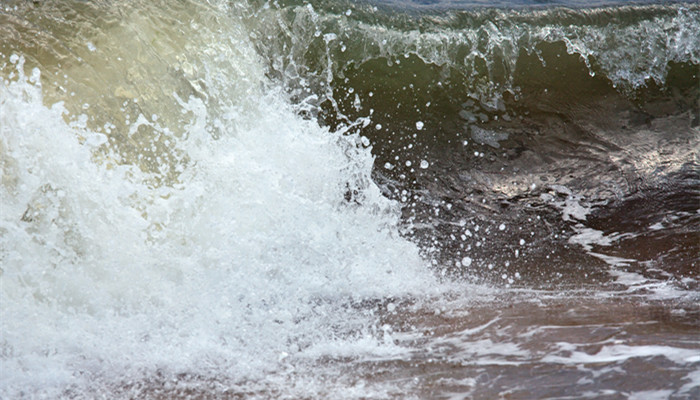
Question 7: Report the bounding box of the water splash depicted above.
[0,1,436,396]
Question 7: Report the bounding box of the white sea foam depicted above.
[543,344,700,365]
[254,2,700,111]
[628,390,674,400]
[0,3,436,396]
[679,369,700,394]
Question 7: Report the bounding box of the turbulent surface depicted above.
[1,0,698,398]
[251,0,698,284]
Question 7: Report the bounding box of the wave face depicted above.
[1,0,699,398]
[248,0,698,282]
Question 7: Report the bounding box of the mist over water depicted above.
[1,0,699,398]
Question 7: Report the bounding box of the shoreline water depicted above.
[38,292,700,399]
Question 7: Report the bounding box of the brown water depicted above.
[90,292,700,399]
[375,295,700,399]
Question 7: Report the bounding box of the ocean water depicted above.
[0,0,698,398]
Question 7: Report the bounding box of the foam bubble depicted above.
[0,3,436,396]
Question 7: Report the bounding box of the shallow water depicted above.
[1,0,698,398]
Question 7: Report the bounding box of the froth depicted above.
[251,3,700,108]
[0,2,435,396]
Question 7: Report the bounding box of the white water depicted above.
[0,2,436,396]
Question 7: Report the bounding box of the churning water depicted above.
[1,0,698,398]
